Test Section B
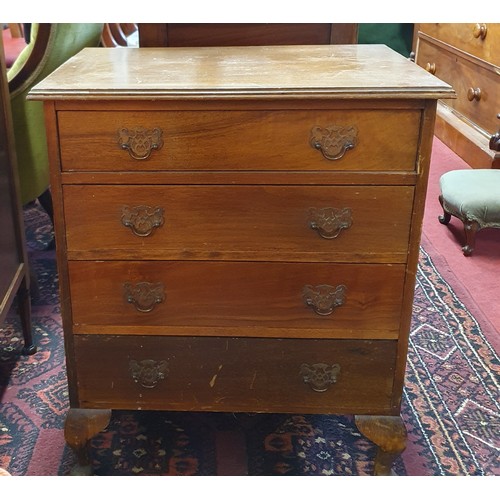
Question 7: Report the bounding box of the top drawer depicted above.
[418,23,500,66]
[57,109,421,172]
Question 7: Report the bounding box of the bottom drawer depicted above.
[73,335,397,414]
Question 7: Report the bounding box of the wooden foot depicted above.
[354,415,407,476]
[64,408,112,475]
[462,219,480,256]
[438,195,451,225]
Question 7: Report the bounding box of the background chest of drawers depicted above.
[30,45,453,475]
[414,23,500,168]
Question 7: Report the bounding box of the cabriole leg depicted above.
[354,415,407,476]
[64,408,112,475]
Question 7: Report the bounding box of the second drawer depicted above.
[63,184,414,263]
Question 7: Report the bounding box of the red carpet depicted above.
[422,137,500,350]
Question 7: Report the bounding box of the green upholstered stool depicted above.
[439,169,500,256]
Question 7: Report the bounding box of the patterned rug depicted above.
[0,202,498,476]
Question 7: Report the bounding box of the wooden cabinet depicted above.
[0,38,35,355]
[29,45,453,475]
[414,23,500,168]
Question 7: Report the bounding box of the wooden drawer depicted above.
[417,37,499,134]
[57,109,421,172]
[68,261,405,338]
[73,335,397,413]
[63,184,414,263]
[418,23,500,66]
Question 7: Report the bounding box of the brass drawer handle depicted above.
[303,284,347,316]
[300,362,341,392]
[467,87,482,102]
[129,359,169,388]
[473,23,487,40]
[425,62,436,75]
[310,125,358,161]
[309,207,352,239]
[121,205,165,237]
[124,282,165,312]
[117,127,164,160]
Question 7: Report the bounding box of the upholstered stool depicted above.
[438,169,500,256]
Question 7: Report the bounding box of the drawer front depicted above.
[73,335,396,413]
[417,37,500,134]
[57,109,420,172]
[68,261,405,337]
[418,23,500,66]
[63,184,414,263]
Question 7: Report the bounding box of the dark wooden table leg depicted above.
[354,415,407,476]
[18,277,36,355]
[64,408,112,475]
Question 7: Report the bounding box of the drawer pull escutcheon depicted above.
[473,23,487,40]
[467,87,482,102]
[129,359,169,388]
[310,125,358,161]
[121,205,165,237]
[124,282,165,312]
[300,363,341,392]
[117,127,164,160]
[309,207,352,239]
[303,284,347,316]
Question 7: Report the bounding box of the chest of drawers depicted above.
[29,45,453,475]
[414,23,500,168]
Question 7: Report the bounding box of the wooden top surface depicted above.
[29,45,455,101]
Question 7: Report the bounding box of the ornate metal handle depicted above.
[300,363,341,392]
[425,62,436,75]
[129,359,169,388]
[302,284,347,316]
[467,87,482,102]
[310,125,358,161]
[117,127,164,160]
[124,282,165,312]
[309,207,352,239]
[473,23,487,40]
[121,205,165,237]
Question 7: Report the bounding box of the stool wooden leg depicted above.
[462,219,480,256]
[438,195,451,225]
[355,415,407,476]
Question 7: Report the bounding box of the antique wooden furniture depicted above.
[29,45,454,475]
[137,23,358,47]
[0,37,35,355]
[439,169,500,255]
[413,23,500,169]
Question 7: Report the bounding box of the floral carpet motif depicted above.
[0,203,498,475]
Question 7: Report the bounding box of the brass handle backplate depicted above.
[129,359,169,388]
[117,127,164,160]
[302,284,347,316]
[300,362,341,392]
[124,281,165,312]
[121,205,165,237]
[467,87,482,102]
[309,207,352,239]
[310,125,358,161]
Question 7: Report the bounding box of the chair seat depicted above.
[440,169,500,228]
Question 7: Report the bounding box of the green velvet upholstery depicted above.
[7,23,103,205]
[439,169,500,255]
[358,24,414,57]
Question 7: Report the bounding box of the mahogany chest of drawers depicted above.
[414,23,500,168]
[30,45,454,475]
